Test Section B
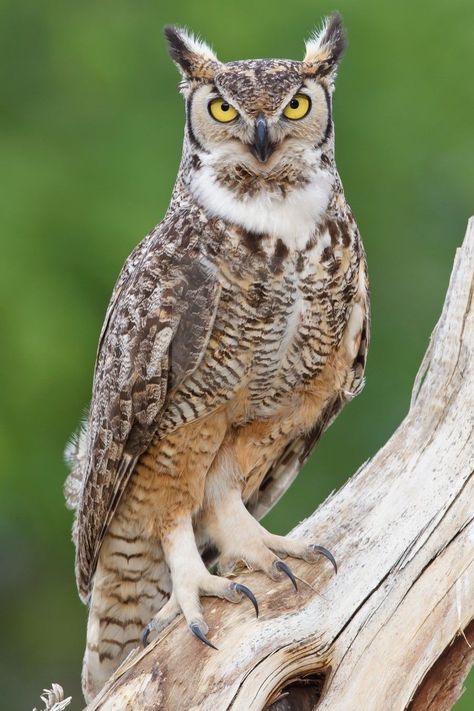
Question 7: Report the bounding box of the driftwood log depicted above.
[80,219,474,711]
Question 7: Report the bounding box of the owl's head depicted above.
[165,15,345,174]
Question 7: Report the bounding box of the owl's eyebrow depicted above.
[207,87,235,105]
[280,84,309,108]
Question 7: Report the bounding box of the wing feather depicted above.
[73,218,220,600]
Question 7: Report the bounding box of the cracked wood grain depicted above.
[85,218,474,711]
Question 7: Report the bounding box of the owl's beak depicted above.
[252,113,273,163]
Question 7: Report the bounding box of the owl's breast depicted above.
[219,219,360,413]
[159,215,362,431]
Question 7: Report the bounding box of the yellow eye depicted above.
[208,98,238,123]
[283,93,311,120]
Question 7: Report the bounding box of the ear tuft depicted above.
[303,13,347,78]
[164,26,220,81]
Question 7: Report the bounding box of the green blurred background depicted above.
[0,0,472,708]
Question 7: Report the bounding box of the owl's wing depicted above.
[74,221,221,601]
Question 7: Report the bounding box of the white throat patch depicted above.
[191,161,332,251]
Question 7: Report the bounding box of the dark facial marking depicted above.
[316,85,332,149]
[186,91,210,154]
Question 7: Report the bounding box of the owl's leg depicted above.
[143,515,258,648]
[203,487,336,584]
[136,412,257,647]
[199,406,338,585]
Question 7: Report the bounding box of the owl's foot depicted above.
[142,516,258,648]
[205,489,337,583]
[187,581,258,649]
[142,498,335,650]
[142,594,180,646]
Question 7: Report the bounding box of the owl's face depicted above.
[188,61,331,167]
[165,16,345,179]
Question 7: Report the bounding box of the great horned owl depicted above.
[65,14,369,702]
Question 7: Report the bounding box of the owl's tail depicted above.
[81,524,171,703]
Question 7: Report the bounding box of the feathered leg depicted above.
[131,412,258,648]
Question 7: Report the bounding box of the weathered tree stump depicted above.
[73,218,474,710]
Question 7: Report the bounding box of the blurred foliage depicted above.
[0,0,472,708]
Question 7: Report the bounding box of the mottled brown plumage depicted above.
[65,13,370,702]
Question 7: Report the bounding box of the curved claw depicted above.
[275,560,298,591]
[190,623,218,650]
[231,582,259,617]
[141,623,153,647]
[311,545,338,575]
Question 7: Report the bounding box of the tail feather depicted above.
[81,520,171,703]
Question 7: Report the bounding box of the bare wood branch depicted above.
[407,621,474,711]
[85,218,474,711]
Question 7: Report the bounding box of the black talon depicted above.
[142,623,153,647]
[232,582,259,617]
[311,545,338,574]
[275,560,298,591]
[190,623,218,650]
